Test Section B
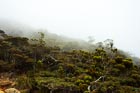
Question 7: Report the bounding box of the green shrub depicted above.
[98,81,120,93]
[93,56,102,62]
[111,68,120,75]
[99,86,107,93]
[75,79,84,85]
[114,64,125,70]
[131,74,140,80]
[39,71,56,77]
[84,75,92,81]
[79,83,88,92]
[123,59,133,68]
[17,75,32,89]
[115,56,123,63]
[120,78,136,86]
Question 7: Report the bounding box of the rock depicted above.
[0,90,4,93]
[0,80,12,87]
[4,88,20,93]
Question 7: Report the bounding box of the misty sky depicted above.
[0,0,140,57]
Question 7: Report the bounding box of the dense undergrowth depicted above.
[0,30,140,93]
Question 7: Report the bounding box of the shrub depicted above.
[93,56,102,62]
[84,75,92,81]
[131,74,140,80]
[79,83,88,92]
[39,71,56,77]
[123,59,133,68]
[17,75,32,89]
[110,68,120,75]
[75,79,84,85]
[120,78,136,86]
[114,64,125,70]
[115,56,123,63]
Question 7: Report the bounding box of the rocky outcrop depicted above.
[0,80,12,87]
[0,90,4,93]
[4,88,20,93]
[0,73,19,93]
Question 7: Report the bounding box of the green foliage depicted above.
[74,67,85,75]
[115,56,123,63]
[78,83,88,92]
[99,86,107,93]
[0,31,140,93]
[110,68,120,75]
[84,91,90,93]
[93,56,102,62]
[6,37,29,46]
[63,63,76,74]
[75,79,84,85]
[114,64,125,70]
[38,71,56,77]
[36,60,43,69]
[57,66,65,77]
[35,77,76,90]
[17,75,32,89]
[120,78,136,86]
[26,58,34,63]
[109,59,116,65]
[131,74,140,80]
[123,58,133,68]
[38,32,46,46]
[0,60,15,72]
[119,86,140,93]
[98,81,120,93]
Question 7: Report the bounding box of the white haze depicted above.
[0,0,140,57]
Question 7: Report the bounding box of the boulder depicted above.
[0,80,12,87]
[5,88,20,93]
[0,90,4,93]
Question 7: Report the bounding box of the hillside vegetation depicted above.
[0,30,140,93]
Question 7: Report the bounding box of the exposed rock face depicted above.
[4,88,20,93]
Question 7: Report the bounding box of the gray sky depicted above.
[0,0,140,57]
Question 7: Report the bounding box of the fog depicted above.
[0,0,140,57]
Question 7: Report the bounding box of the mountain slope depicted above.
[0,30,140,93]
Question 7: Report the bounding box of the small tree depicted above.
[104,39,113,49]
